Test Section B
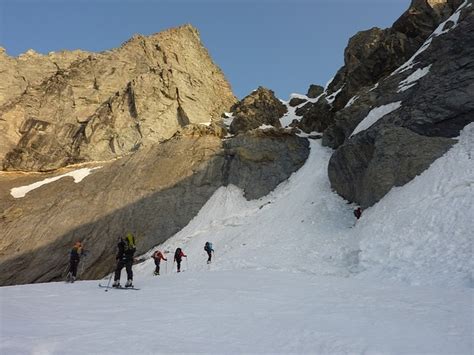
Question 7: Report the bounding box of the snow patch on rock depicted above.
[350,101,402,136]
[397,64,432,92]
[10,167,102,198]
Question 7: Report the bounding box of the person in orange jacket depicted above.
[152,250,167,275]
[174,247,187,272]
[67,241,83,282]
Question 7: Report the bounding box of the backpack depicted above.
[204,242,213,252]
[124,233,136,251]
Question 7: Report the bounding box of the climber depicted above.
[174,247,187,272]
[113,232,136,288]
[151,250,167,275]
[204,241,214,264]
[354,207,362,220]
[67,241,83,282]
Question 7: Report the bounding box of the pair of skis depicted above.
[98,283,140,291]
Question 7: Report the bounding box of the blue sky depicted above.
[0,0,409,99]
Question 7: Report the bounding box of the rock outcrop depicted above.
[297,0,462,134]
[229,87,287,134]
[0,25,236,171]
[306,84,324,99]
[0,127,309,286]
[326,1,473,207]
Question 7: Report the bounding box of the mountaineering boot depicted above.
[154,271,159,276]
[66,272,72,282]
[125,279,133,288]
[71,276,76,283]
[112,280,120,288]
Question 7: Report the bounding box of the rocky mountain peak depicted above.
[229,86,287,134]
[0,25,236,171]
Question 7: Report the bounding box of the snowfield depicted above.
[1,272,471,355]
[1,124,473,354]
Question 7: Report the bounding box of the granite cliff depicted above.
[0,25,236,171]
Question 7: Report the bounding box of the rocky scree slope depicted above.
[0,25,236,172]
[292,0,473,208]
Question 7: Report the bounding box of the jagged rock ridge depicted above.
[294,0,472,208]
[0,25,236,171]
[229,87,287,134]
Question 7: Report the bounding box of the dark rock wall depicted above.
[298,0,461,135]
[327,3,474,207]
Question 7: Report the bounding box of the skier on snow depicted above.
[204,242,214,264]
[67,241,83,282]
[113,232,136,288]
[174,247,187,272]
[151,250,167,275]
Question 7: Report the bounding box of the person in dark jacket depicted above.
[174,247,187,272]
[67,241,83,282]
[354,207,362,220]
[204,242,214,264]
[152,250,167,275]
[113,233,136,288]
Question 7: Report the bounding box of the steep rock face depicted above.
[0,47,90,107]
[224,129,309,199]
[229,87,287,134]
[298,0,460,134]
[328,127,454,208]
[0,25,236,171]
[327,2,474,207]
[0,127,309,285]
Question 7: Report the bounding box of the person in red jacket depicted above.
[152,250,167,275]
[174,247,187,272]
[354,207,362,220]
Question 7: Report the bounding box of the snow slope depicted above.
[1,272,471,355]
[1,125,472,354]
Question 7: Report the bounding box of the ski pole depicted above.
[63,263,70,277]
[79,256,86,277]
[104,271,113,292]
[165,260,168,274]
[104,256,115,292]
[186,257,189,271]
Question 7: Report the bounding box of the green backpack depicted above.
[124,233,136,250]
